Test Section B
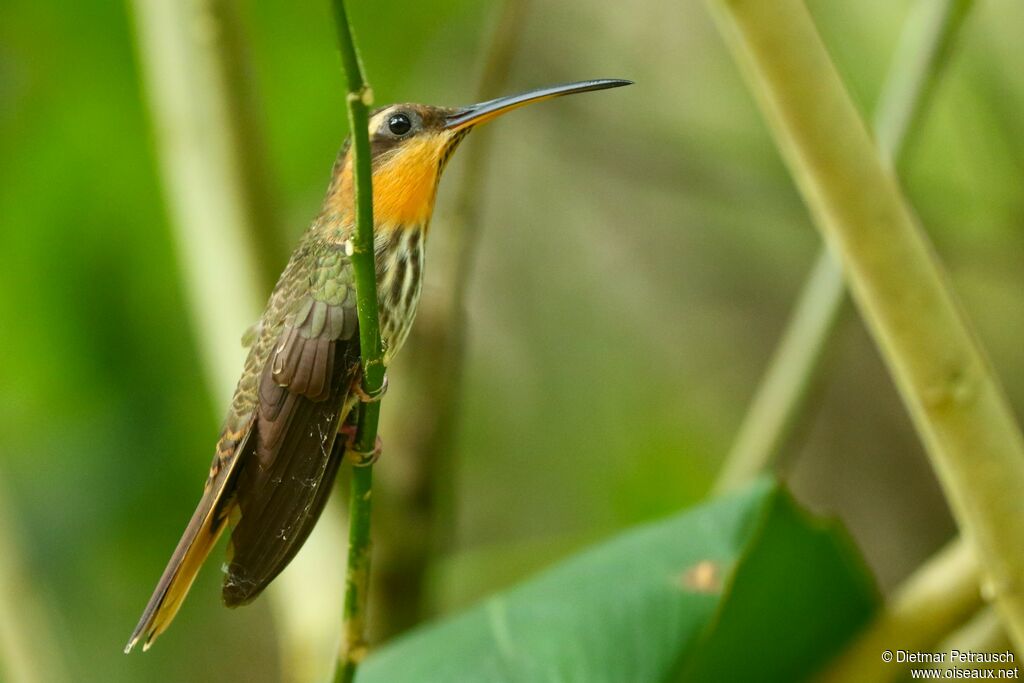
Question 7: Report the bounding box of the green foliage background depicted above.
[0,0,1022,680]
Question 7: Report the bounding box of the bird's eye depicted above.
[388,113,412,136]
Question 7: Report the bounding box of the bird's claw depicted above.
[354,373,388,403]
[340,425,383,467]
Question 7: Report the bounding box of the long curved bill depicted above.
[444,79,633,131]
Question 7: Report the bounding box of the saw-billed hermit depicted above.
[126,78,631,652]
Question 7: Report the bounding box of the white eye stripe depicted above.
[368,110,390,131]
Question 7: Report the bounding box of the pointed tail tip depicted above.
[123,629,151,654]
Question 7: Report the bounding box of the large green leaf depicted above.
[359,479,877,682]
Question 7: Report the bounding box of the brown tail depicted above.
[124,441,246,653]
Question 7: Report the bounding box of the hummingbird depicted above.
[126,78,631,652]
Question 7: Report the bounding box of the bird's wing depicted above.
[126,242,362,652]
[222,245,362,606]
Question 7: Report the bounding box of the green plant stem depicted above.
[374,0,531,636]
[337,465,374,683]
[206,0,289,282]
[714,248,845,492]
[431,0,532,569]
[705,0,1024,651]
[873,0,975,161]
[0,479,68,683]
[715,0,975,494]
[329,1,383,681]
[130,0,277,400]
[819,538,981,682]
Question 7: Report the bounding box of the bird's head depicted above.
[326,79,632,230]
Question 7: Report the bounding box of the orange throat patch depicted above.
[372,135,446,228]
[330,133,449,232]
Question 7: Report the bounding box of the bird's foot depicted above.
[340,424,383,467]
[353,373,388,403]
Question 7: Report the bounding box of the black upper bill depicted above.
[444,78,633,131]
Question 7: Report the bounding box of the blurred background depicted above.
[1,0,1022,680]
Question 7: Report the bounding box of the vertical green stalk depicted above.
[706,0,1024,651]
[432,0,532,544]
[337,465,374,683]
[0,480,68,683]
[129,0,270,402]
[375,0,531,635]
[715,249,845,492]
[873,0,974,160]
[715,0,975,493]
[205,0,289,281]
[329,1,383,681]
